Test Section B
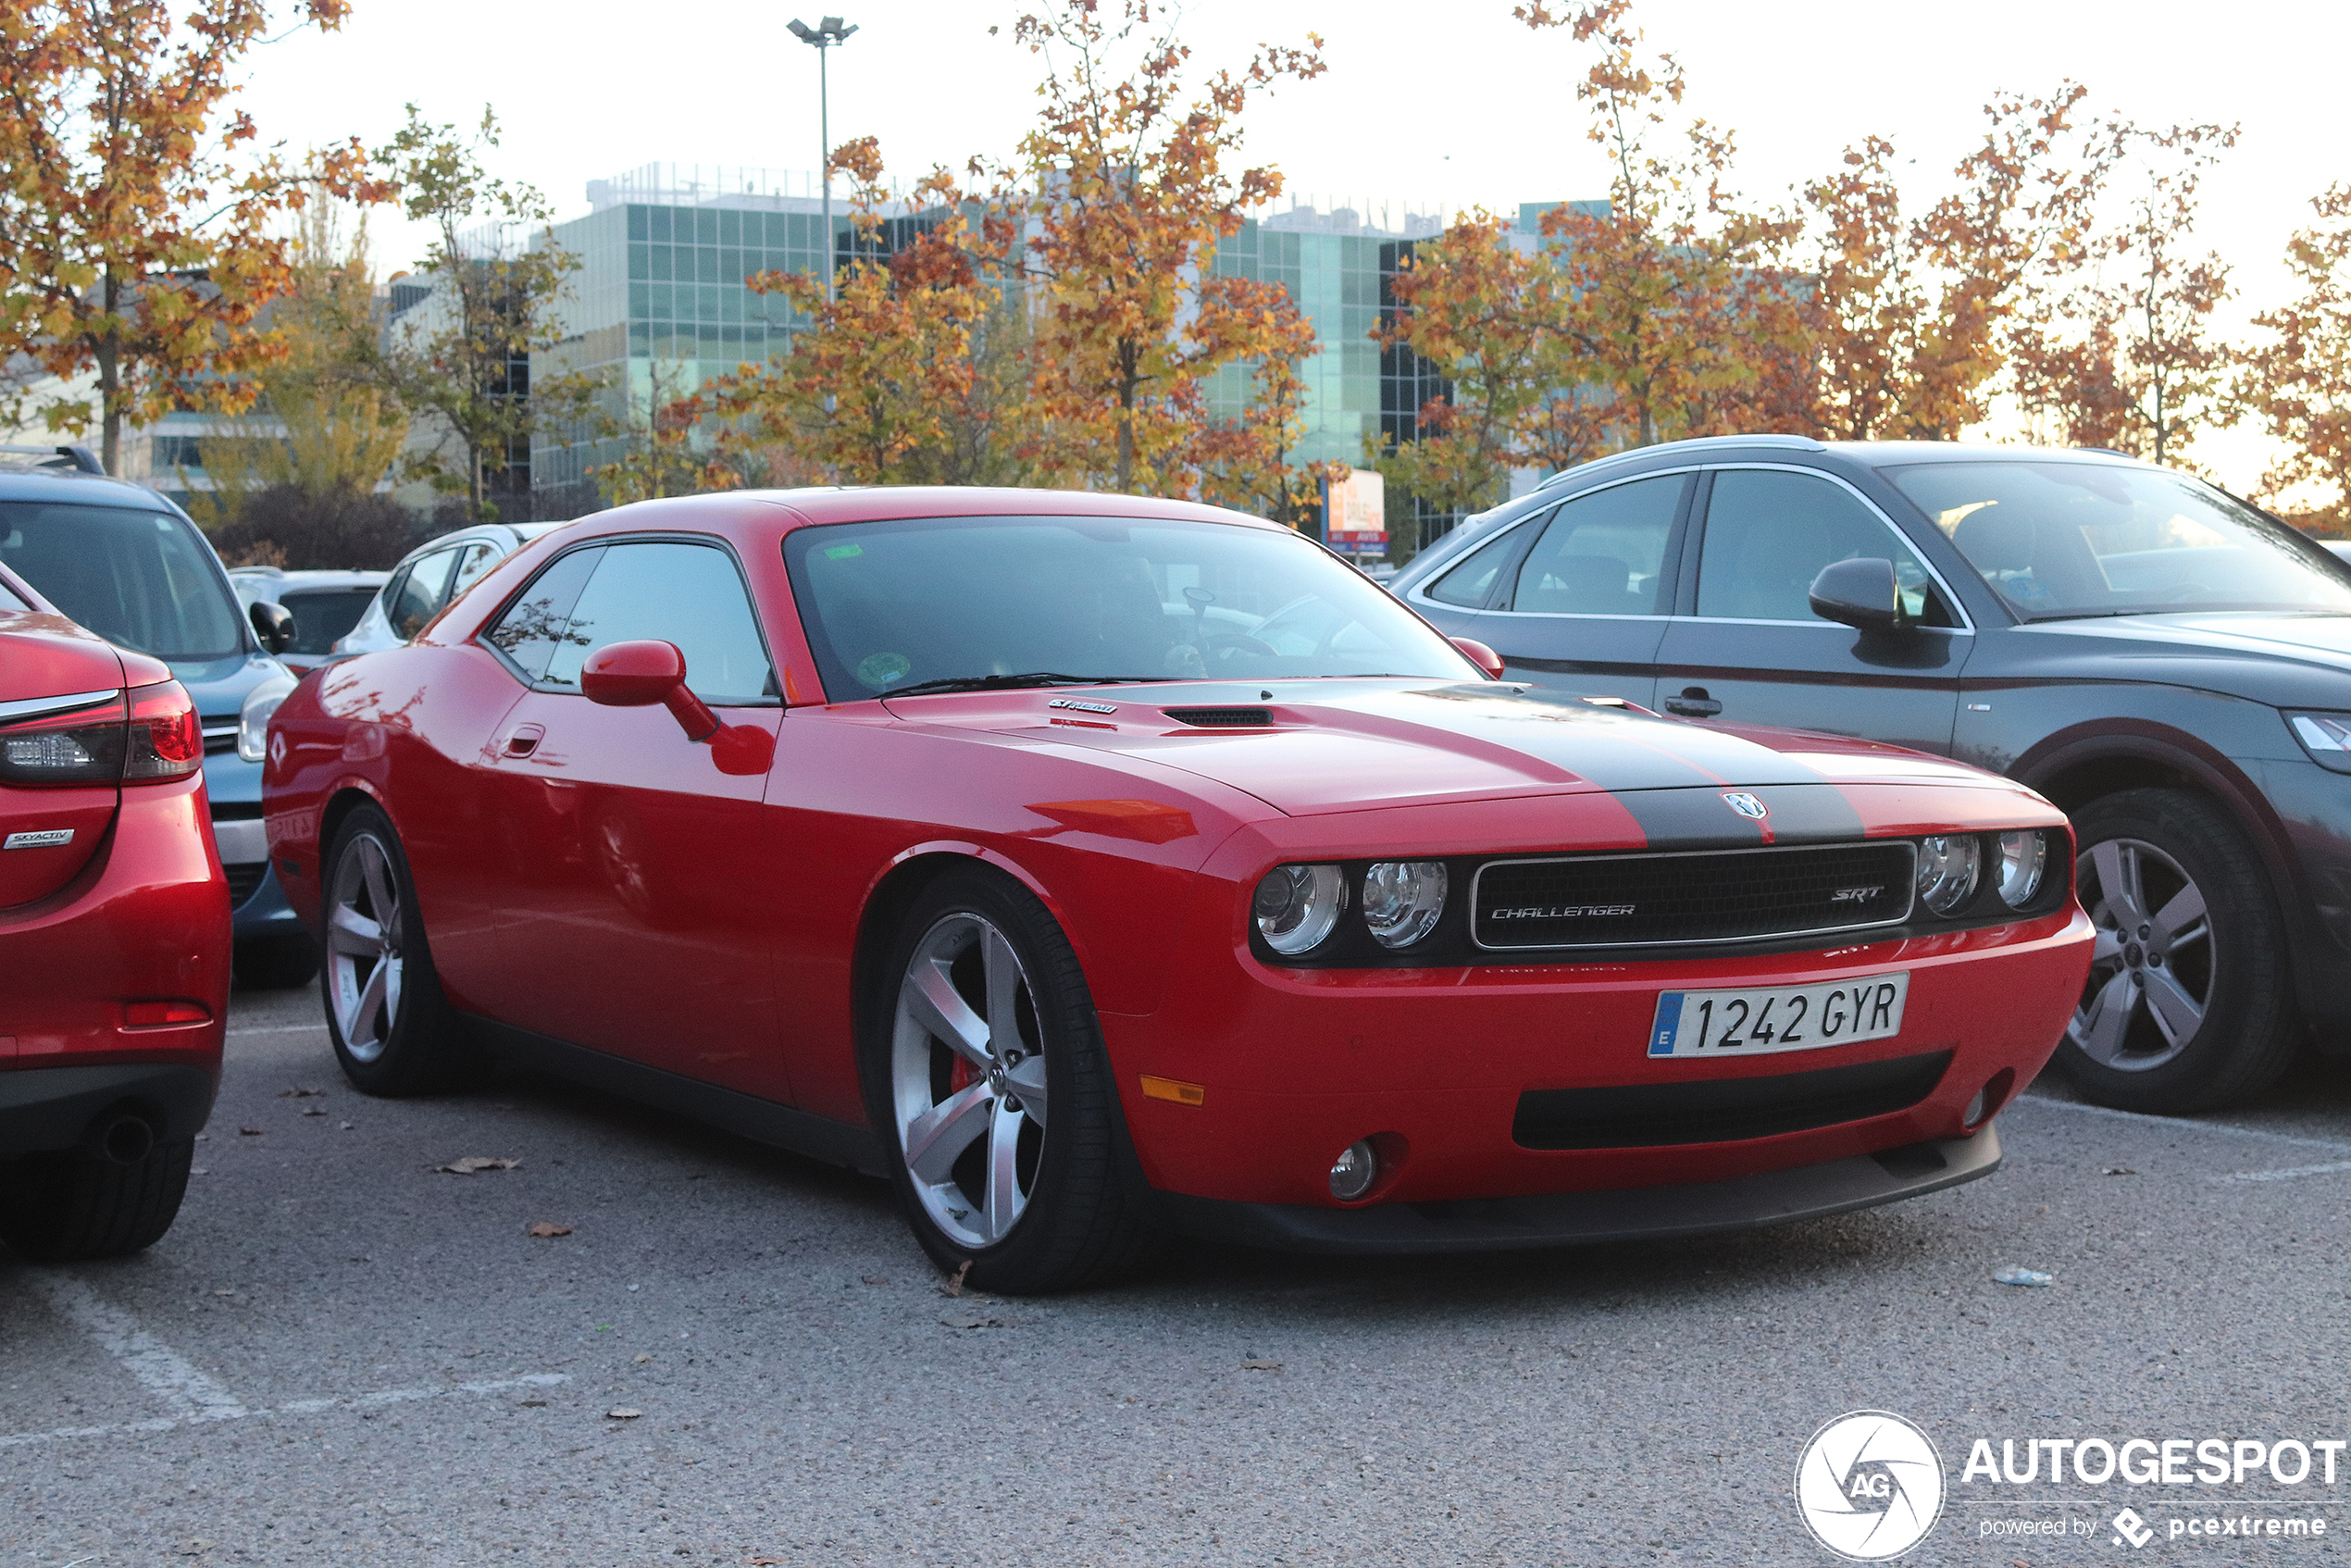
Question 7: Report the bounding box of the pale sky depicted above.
[236,0,2346,496]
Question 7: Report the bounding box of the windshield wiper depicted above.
[879,671,1150,699]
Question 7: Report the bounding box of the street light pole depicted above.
[786,15,858,304]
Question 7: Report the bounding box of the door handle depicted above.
[502,723,545,757]
[1663,687,1723,717]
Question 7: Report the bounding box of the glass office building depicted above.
[533,164,1584,547]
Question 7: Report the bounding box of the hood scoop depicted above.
[1163,706,1273,728]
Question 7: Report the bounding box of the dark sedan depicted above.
[1391,437,2351,1114]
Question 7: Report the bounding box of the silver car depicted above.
[333,521,563,658]
[226,566,390,673]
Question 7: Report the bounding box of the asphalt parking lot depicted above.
[8,981,2351,1567]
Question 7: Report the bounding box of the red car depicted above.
[263,488,2093,1292]
[0,561,226,1260]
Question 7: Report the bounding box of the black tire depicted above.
[320,803,473,1096]
[0,1137,195,1261]
[233,934,319,990]
[2055,788,2300,1112]
[861,866,1156,1294]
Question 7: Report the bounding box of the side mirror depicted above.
[1807,558,1913,635]
[1450,636,1507,680]
[582,640,719,740]
[580,639,773,776]
[250,599,295,654]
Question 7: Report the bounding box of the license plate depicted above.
[1648,972,1909,1058]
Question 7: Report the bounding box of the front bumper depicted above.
[1155,1127,1999,1255]
[0,1063,218,1157]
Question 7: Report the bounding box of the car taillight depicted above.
[0,696,128,787]
[123,680,202,782]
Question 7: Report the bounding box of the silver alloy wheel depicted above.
[890,911,1051,1250]
[327,831,405,1063]
[2067,836,2213,1072]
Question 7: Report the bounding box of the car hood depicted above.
[880,678,2019,833]
[2008,612,2351,709]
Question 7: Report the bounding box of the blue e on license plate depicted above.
[1647,972,1909,1058]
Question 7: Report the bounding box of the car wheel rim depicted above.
[890,911,1049,1251]
[327,831,405,1064]
[2067,835,2212,1073]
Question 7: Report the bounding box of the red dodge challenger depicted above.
[263,488,2092,1291]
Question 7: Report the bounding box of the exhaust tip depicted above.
[94,1113,155,1166]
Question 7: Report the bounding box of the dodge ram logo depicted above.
[1721,791,1770,820]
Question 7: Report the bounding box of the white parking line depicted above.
[37,1276,247,1422]
[2017,1093,2351,1156]
[0,1373,568,1450]
[2215,1159,2351,1184]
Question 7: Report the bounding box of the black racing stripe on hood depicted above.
[1373,687,1834,793]
[1612,784,1870,852]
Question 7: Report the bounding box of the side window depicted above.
[446,541,500,603]
[1507,475,1685,615]
[537,541,777,705]
[1424,524,1530,609]
[483,546,604,683]
[387,549,460,641]
[1696,469,1959,627]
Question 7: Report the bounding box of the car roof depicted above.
[229,567,390,590]
[561,485,1288,537]
[1534,435,2161,493]
[0,467,195,513]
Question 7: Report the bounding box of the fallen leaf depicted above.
[861,1275,889,1286]
[339,1121,355,1130]
[937,1260,973,1298]
[302,1107,326,1117]
[525,1222,571,1238]
[517,1399,548,1408]
[749,1559,787,1565]
[279,1087,323,1098]
[634,1354,653,1364]
[2104,1166,2136,1176]
[940,1315,1003,1330]
[1240,1360,1282,1372]
[238,1127,262,1137]
[434,1156,520,1175]
[605,1407,642,1420]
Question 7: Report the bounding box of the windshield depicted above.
[1885,461,2351,621]
[0,501,245,659]
[784,514,1476,699]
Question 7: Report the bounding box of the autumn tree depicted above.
[1188,273,1337,526]
[988,0,1325,493]
[1514,1,1797,449]
[1786,86,2123,441]
[0,0,379,472]
[180,198,406,526]
[701,143,993,486]
[376,106,592,519]
[1369,211,1592,516]
[2240,184,2351,529]
[2009,122,2237,466]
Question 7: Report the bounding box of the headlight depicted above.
[237,670,298,763]
[1252,864,1346,954]
[1915,835,1981,915]
[2288,712,2351,775]
[1995,830,2047,908]
[1362,861,1447,948]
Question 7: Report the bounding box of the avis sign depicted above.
[1321,467,1387,554]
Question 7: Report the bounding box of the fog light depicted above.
[1963,1068,2016,1132]
[1328,1140,1377,1201]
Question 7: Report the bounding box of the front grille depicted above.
[1164,707,1273,728]
[203,716,239,755]
[1473,841,1915,951]
[1513,1051,1951,1150]
[224,861,267,908]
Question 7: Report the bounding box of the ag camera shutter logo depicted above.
[1794,1411,1946,1561]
